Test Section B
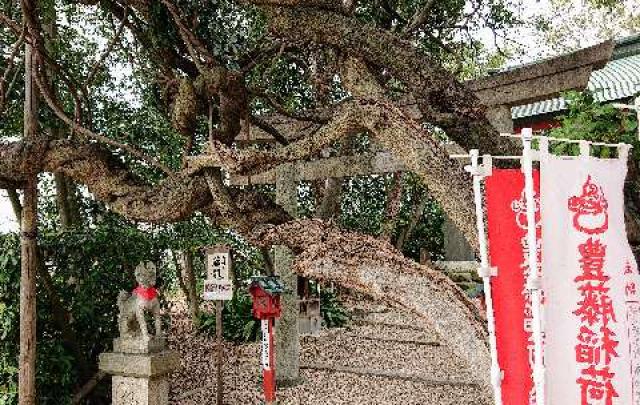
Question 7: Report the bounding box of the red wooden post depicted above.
[250,276,284,404]
[262,318,276,404]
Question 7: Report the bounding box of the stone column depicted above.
[443,216,476,261]
[99,338,179,405]
[274,163,301,383]
[485,104,514,134]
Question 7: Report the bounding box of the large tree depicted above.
[0,0,524,399]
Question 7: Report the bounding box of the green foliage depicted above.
[549,91,639,159]
[339,172,445,262]
[199,290,260,343]
[0,235,19,405]
[538,0,639,54]
[320,288,349,329]
[0,210,166,404]
[198,286,350,342]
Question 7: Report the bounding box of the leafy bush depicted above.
[198,290,260,343]
[0,211,166,404]
[549,91,639,158]
[198,285,350,343]
[320,288,350,329]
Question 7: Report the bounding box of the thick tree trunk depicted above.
[19,178,37,405]
[379,171,403,242]
[54,173,75,228]
[395,192,429,251]
[19,43,38,405]
[180,250,199,325]
[12,183,93,397]
[10,190,92,387]
[52,158,82,230]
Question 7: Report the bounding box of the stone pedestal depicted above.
[99,338,179,405]
[113,337,168,354]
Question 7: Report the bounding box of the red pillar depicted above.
[262,318,276,403]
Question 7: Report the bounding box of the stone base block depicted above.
[112,375,169,405]
[114,336,167,354]
[100,350,179,405]
[99,350,179,379]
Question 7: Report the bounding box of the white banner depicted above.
[541,147,639,404]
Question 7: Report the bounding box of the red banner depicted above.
[486,169,540,405]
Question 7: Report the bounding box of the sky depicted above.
[0,0,636,234]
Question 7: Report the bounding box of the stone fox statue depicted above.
[118,261,162,339]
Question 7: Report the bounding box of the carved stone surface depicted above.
[99,351,179,379]
[113,336,167,354]
[100,350,179,405]
[443,216,476,261]
[275,163,301,383]
[112,375,169,405]
[468,41,614,107]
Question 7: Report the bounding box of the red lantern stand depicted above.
[249,277,284,405]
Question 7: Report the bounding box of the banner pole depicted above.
[521,128,545,405]
[467,150,503,405]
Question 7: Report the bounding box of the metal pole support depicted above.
[468,149,503,405]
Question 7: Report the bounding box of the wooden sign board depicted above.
[204,246,233,301]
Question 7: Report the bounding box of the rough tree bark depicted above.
[18,41,38,405]
[259,4,514,154]
[179,250,200,325]
[252,219,492,392]
[395,192,429,251]
[380,171,404,242]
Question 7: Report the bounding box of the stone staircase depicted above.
[294,301,491,404]
[433,261,483,297]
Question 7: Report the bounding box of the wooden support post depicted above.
[19,42,38,405]
[216,300,223,405]
[274,163,300,383]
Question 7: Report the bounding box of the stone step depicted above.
[300,331,473,381]
[349,319,439,342]
[343,333,440,347]
[301,363,479,387]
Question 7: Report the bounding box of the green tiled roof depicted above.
[512,36,640,120]
[249,276,285,295]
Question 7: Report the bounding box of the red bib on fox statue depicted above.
[133,285,158,301]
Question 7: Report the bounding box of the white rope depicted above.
[500,132,633,149]
[451,154,529,160]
